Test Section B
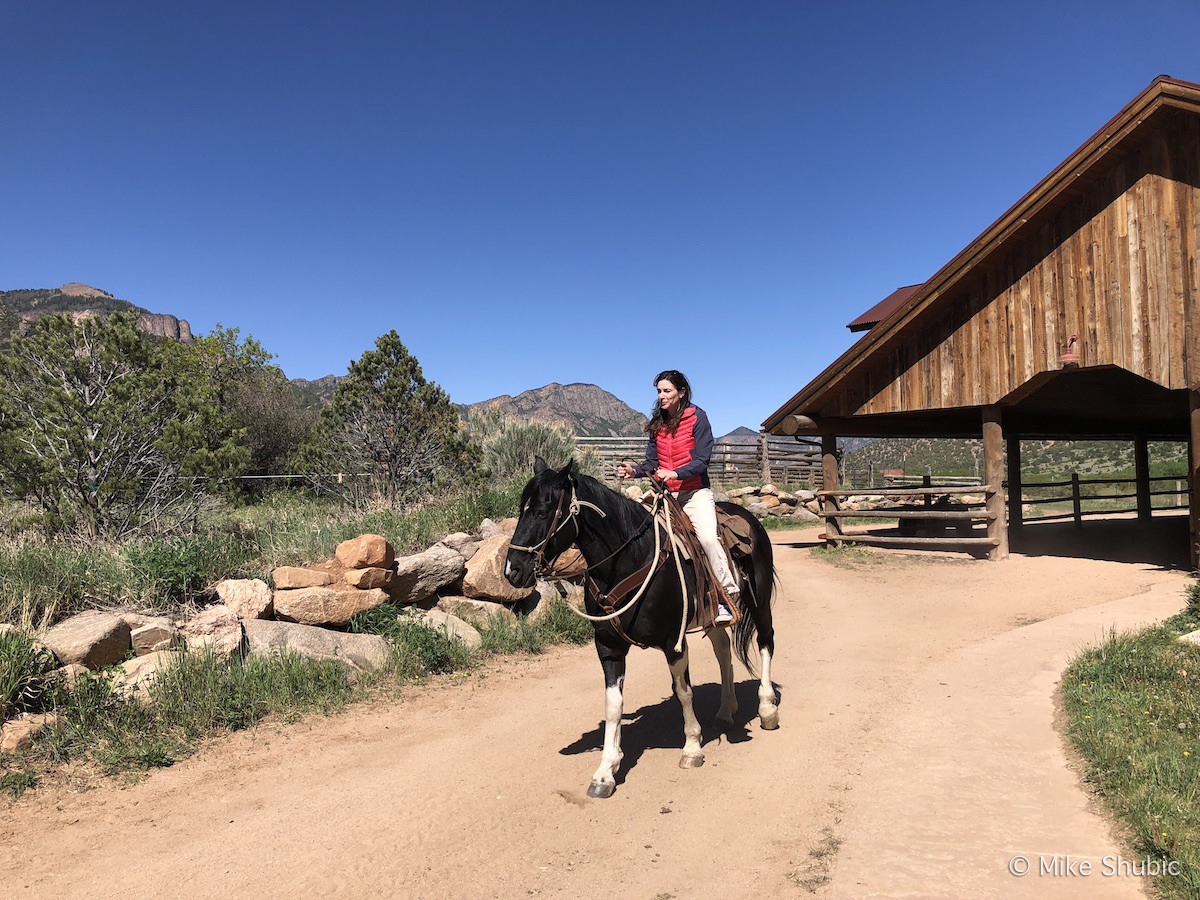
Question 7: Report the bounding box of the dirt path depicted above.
[0,528,1187,898]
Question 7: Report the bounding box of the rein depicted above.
[512,479,692,652]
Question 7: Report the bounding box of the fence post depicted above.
[759,432,771,484]
[1134,435,1152,522]
[1071,472,1082,526]
[821,434,841,549]
[1178,480,1184,508]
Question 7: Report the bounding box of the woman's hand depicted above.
[616,462,636,479]
[654,468,678,482]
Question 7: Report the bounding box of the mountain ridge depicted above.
[0,284,193,345]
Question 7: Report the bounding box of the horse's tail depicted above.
[728,507,777,678]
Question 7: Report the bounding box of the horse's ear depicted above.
[560,458,576,476]
[533,456,548,475]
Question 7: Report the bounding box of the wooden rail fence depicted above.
[1019,473,1188,526]
[576,434,822,486]
[818,477,1000,555]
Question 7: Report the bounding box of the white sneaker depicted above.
[714,603,733,626]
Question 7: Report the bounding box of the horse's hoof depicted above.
[714,717,735,733]
[679,753,705,769]
[587,781,616,799]
[760,709,780,730]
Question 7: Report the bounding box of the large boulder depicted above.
[437,596,519,628]
[180,605,245,658]
[546,547,586,578]
[518,580,583,625]
[1,714,58,753]
[438,532,480,561]
[273,587,388,627]
[343,567,394,591]
[335,534,395,570]
[392,545,465,605]
[131,622,177,655]
[215,579,274,620]
[759,495,781,509]
[418,609,482,650]
[792,507,820,523]
[272,566,334,589]
[463,534,534,603]
[112,650,179,702]
[242,620,389,675]
[42,612,131,669]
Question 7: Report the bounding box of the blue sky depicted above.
[3,1,1199,436]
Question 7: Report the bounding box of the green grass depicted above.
[2,649,352,785]
[0,629,58,721]
[1060,592,1200,900]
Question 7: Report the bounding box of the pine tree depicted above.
[295,331,478,505]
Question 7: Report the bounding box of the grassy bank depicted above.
[1061,595,1200,899]
[0,594,593,798]
[0,479,525,630]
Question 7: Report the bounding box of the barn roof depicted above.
[846,284,924,332]
[764,75,1200,433]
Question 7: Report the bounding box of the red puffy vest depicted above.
[655,406,703,493]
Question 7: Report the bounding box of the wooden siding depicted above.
[818,111,1200,418]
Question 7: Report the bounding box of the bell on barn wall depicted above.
[1059,335,1081,368]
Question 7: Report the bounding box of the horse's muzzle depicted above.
[503,549,537,589]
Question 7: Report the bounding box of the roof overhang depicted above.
[764,75,1200,434]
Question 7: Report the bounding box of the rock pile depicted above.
[7,522,573,729]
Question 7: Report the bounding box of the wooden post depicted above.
[759,432,771,484]
[982,406,1008,560]
[1006,434,1023,542]
[822,434,841,549]
[1190,390,1200,569]
[1071,473,1082,526]
[1134,435,1152,522]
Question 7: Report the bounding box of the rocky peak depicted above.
[465,382,647,437]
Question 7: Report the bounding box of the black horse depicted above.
[504,457,779,799]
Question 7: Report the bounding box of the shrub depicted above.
[464,405,600,480]
[0,312,247,540]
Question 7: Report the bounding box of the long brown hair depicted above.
[645,370,692,434]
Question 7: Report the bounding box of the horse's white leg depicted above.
[588,654,626,798]
[669,645,704,767]
[708,627,737,730]
[759,645,779,730]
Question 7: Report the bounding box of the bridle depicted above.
[508,477,693,651]
[507,481,608,575]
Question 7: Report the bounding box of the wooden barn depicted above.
[762,76,1200,565]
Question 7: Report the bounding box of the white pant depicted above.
[677,488,740,599]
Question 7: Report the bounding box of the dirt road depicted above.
[0,528,1187,898]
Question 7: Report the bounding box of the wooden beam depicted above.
[822,434,841,550]
[1191,391,1200,569]
[1134,435,1152,522]
[983,406,1008,560]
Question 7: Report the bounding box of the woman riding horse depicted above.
[504,450,779,799]
[617,369,737,625]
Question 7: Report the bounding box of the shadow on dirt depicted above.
[560,678,783,785]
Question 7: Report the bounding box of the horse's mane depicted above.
[569,472,657,553]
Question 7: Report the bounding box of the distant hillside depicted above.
[717,426,760,444]
[290,374,343,405]
[843,436,1188,480]
[0,284,193,345]
[465,382,647,437]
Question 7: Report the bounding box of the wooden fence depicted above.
[819,479,1000,555]
[1019,473,1188,525]
[576,434,822,486]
